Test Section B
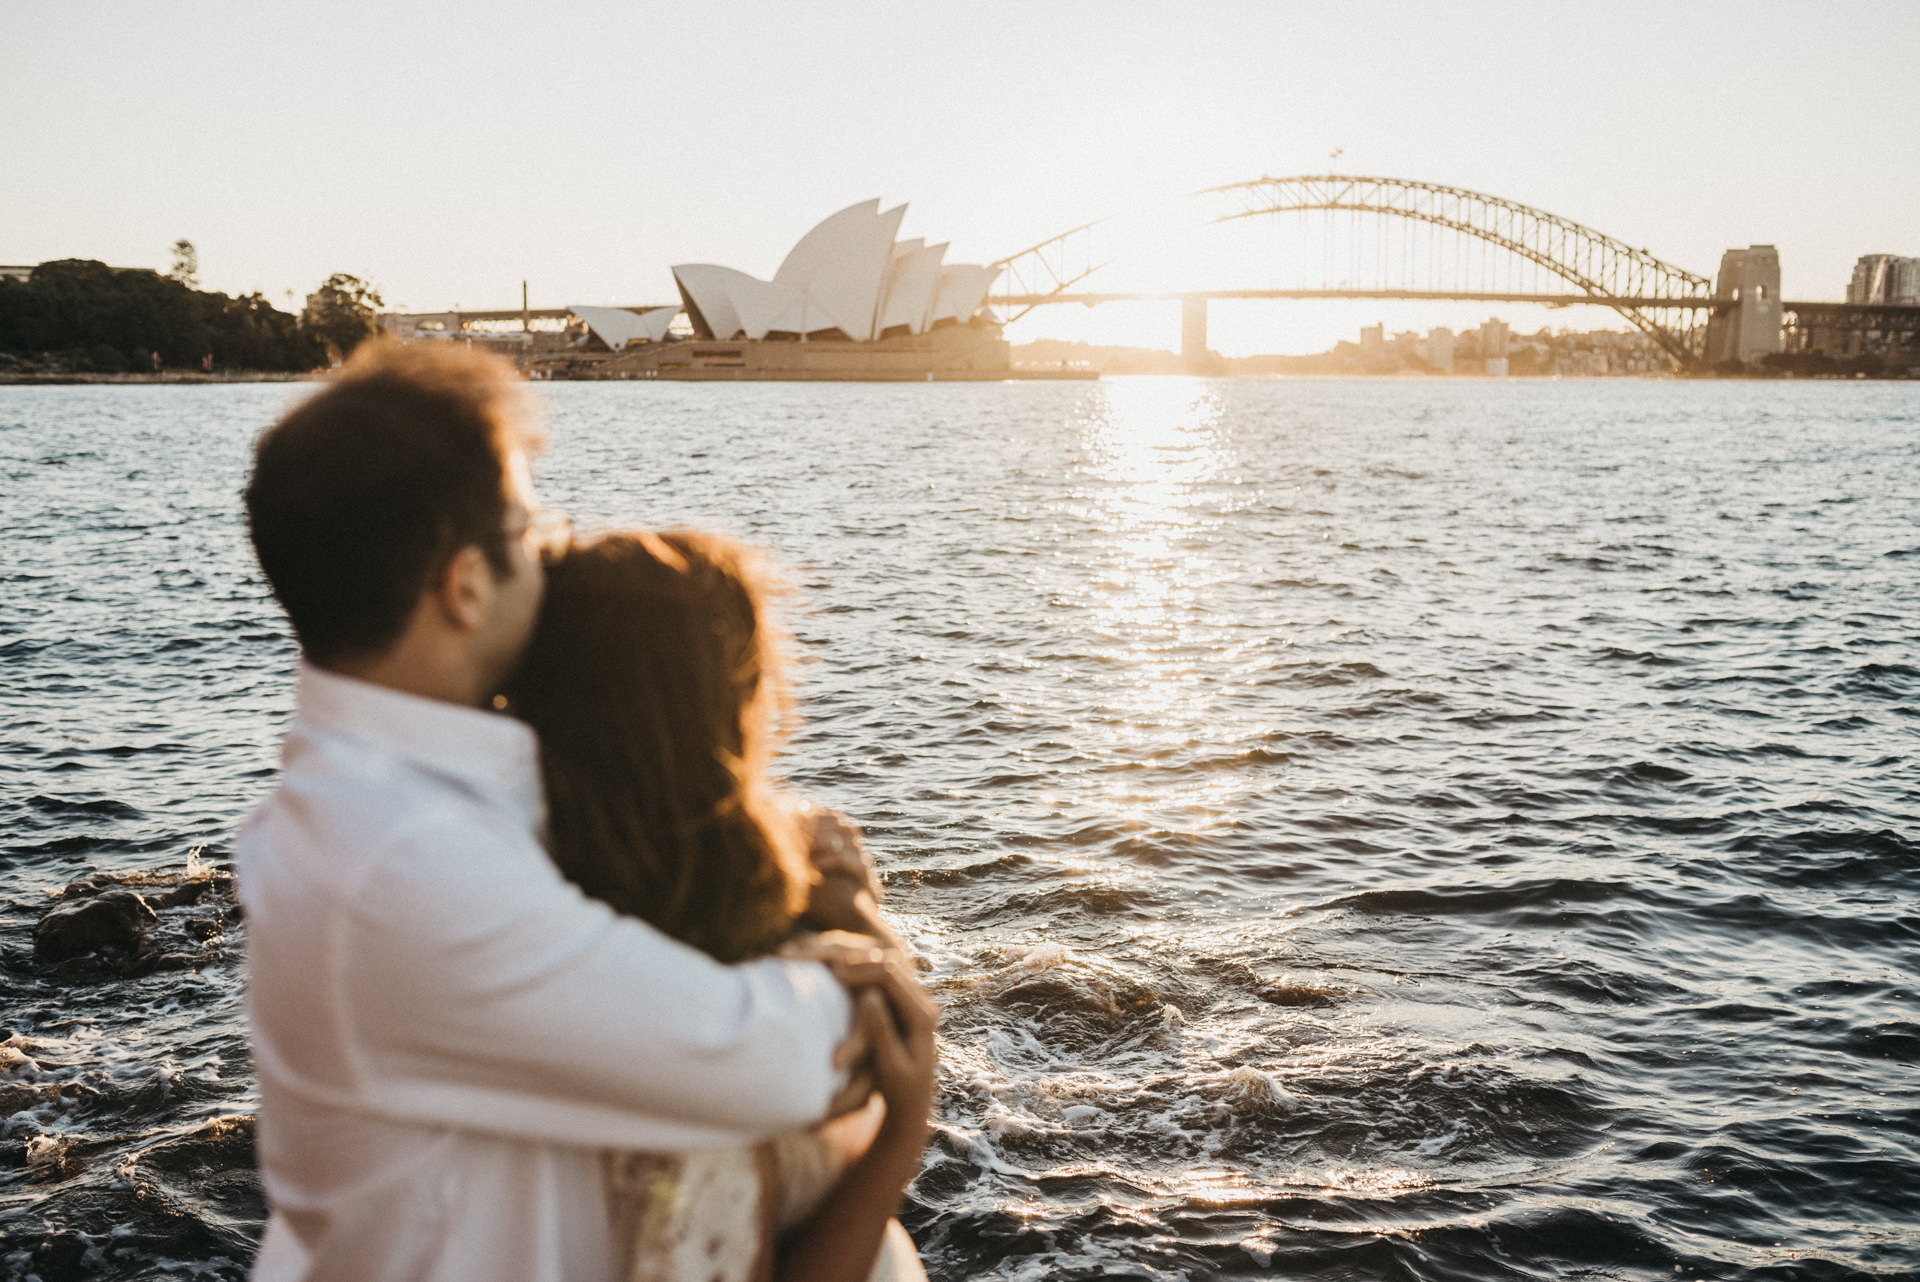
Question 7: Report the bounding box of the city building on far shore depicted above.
[1479,318,1510,376]
[1015,321,1672,377]
[1848,253,1920,305]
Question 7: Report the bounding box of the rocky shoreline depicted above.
[5,858,261,1279]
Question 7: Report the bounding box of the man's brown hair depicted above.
[244,341,538,664]
[503,531,810,963]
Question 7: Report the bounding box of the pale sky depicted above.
[6,1,1917,355]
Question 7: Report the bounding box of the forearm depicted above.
[349,875,852,1143]
[775,1112,928,1282]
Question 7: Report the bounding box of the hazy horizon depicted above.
[6,0,1916,355]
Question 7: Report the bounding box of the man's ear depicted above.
[432,545,496,634]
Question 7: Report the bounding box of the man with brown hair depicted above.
[237,343,870,1281]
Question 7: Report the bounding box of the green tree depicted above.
[300,273,384,361]
[0,259,325,372]
[169,239,199,288]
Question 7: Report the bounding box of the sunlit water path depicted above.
[3,379,1917,1280]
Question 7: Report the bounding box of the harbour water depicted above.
[2,378,1917,1280]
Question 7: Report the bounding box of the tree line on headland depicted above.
[0,244,384,376]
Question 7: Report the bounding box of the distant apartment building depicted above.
[1847,254,1920,305]
[1330,319,1667,376]
[1478,318,1510,375]
[1354,323,1401,372]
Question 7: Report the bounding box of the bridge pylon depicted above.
[1703,246,1783,366]
[1181,296,1209,370]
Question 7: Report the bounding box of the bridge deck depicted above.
[988,288,1729,309]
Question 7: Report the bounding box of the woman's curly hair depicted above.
[505,530,809,963]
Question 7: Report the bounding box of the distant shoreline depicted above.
[0,371,322,385]
[3,368,1911,387]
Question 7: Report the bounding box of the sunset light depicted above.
[4,4,1916,1280]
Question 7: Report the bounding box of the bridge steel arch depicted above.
[1206,175,1714,367]
[991,222,1110,323]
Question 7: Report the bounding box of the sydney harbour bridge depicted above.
[986,174,1919,371]
[393,174,1914,378]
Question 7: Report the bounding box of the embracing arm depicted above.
[776,952,938,1282]
[330,825,852,1150]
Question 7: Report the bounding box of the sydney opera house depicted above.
[588,199,1087,381]
[380,199,1091,380]
[670,199,999,344]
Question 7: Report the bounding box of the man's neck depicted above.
[322,639,490,709]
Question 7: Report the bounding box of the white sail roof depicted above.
[803,204,905,341]
[725,276,808,341]
[569,304,680,349]
[670,264,764,340]
[877,241,947,335]
[672,200,995,342]
[637,305,682,340]
[774,199,882,290]
[929,263,1000,326]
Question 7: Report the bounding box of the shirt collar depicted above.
[292,661,544,824]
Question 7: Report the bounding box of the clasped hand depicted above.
[779,805,936,1127]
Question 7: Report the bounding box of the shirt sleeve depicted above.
[335,812,853,1151]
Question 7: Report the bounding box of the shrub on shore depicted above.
[0,260,330,373]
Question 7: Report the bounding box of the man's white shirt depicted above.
[238,663,851,1282]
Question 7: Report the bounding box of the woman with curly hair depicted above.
[505,529,934,1282]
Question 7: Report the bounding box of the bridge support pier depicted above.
[1181,295,1209,371]
[1704,245,1783,367]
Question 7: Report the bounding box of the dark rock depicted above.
[27,1231,91,1282]
[1256,980,1343,1007]
[152,877,216,908]
[33,889,155,963]
[121,1116,267,1255]
[34,866,240,978]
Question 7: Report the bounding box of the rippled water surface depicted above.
[3,378,1918,1280]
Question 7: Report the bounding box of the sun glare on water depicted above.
[1064,379,1268,828]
